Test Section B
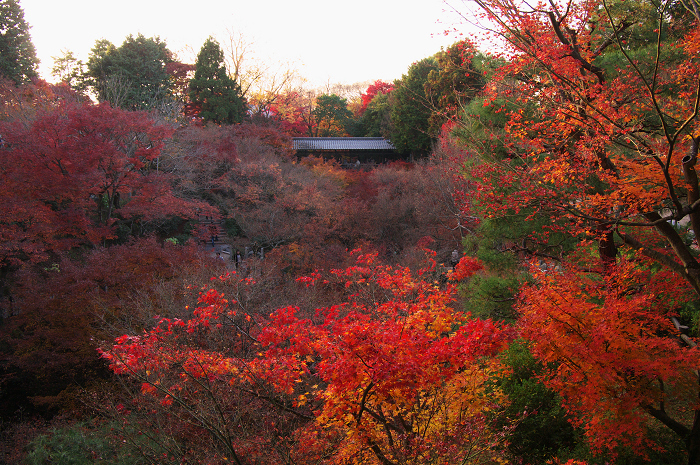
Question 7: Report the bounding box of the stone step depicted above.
[197,216,232,254]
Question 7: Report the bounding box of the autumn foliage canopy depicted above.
[453,0,700,460]
[100,251,514,464]
[6,0,700,463]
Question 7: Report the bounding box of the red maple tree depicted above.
[0,99,206,265]
[100,250,514,464]
[359,80,394,115]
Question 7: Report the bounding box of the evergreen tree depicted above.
[189,37,246,125]
[0,0,38,84]
[85,34,173,111]
[312,94,351,136]
[388,57,437,157]
[357,92,391,137]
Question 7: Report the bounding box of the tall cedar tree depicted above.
[189,37,246,125]
[0,0,38,84]
[454,0,700,462]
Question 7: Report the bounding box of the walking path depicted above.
[198,215,232,258]
[196,215,264,271]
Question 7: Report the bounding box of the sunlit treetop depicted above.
[0,0,39,84]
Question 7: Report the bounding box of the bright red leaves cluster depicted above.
[101,251,514,464]
[359,80,394,115]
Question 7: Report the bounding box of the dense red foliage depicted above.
[0,99,205,266]
[267,90,314,136]
[100,251,514,463]
[0,237,206,417]
[359,80,393,115]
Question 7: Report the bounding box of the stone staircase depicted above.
[198,215,232,257]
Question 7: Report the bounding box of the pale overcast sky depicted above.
[21,0,469,88]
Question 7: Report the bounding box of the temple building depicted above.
[292,137,398,165]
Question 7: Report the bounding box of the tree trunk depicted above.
[687,413,700,465]
[598,224,617,272]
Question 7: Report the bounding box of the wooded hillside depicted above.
[2,0,700,463]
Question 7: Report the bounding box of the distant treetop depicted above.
[84,34,173,111]
[189,37,247,125]
[0,0,39,84]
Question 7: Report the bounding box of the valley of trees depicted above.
[2,0,700,463]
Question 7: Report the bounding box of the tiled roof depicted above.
[293,137,396,151]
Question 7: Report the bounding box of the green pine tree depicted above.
[0,0,38,84]
[189,37,246,125]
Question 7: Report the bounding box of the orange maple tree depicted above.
[268,90,315,137]
[454,0,700,461]
[519,257,698,456]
